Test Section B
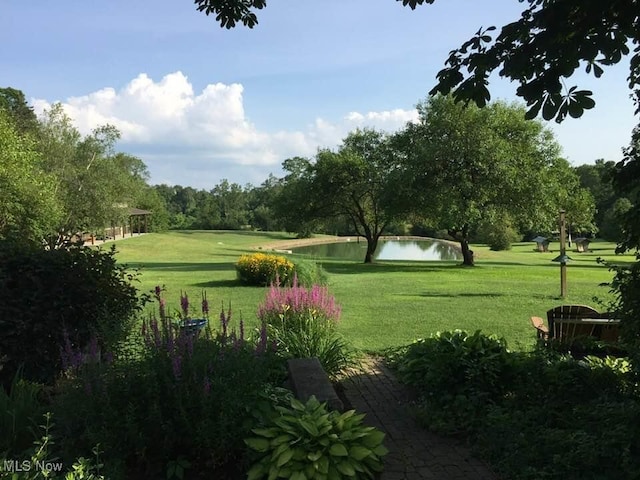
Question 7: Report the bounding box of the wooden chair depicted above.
[530,305,620,343]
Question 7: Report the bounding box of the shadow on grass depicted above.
[125,262,236,272]
[405,292,506,298]
[192,279,241,288]
[322,262,459,275]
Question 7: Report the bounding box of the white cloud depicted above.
[32,72,418,188]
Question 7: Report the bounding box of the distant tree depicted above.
[247,174,284,231]
[275,129,408,263]
[272,156,320,238]
[0,87,39,135]
[399,96,590,266]
[211,179,250,229]
[575,160,628,240]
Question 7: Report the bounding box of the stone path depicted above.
[341,357,498,480]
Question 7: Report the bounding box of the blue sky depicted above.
[3,0,638,189]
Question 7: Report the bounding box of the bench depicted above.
[530,304,621,347]
[287,358,344,411]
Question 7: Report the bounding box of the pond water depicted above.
[290,239,461,262]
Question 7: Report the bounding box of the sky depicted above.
[3,0,638,190]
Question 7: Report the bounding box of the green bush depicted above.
[475,217,521,251]
[236,252,295,286]
[0,370,45,456]
[388,336,640,479]
[0,241,145,387]
[245,396,388,480]
[476,352,640,480]
[390,330,510,434]
[52,291,286,479]
[291,258,328,287]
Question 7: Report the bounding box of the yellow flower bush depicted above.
[236,253,295,286]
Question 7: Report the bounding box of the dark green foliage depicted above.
[389,330,510,434]
[477,353,640,480]
[0,371,45,456]
[0,241,144,387]
[52,304,286,479]
[389,333,640,479]
[475,215,521,251]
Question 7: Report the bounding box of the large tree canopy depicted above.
[398,95,591,265]
[194,1,640,123]
[274,129,407,263]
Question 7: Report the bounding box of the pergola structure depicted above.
[102,208,153,241]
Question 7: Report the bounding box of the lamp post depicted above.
[552,210,571,298]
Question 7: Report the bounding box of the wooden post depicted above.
[560,210,567,298]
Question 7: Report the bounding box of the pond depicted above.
[290,239,461,262]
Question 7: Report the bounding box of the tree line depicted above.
[2,87,630,263]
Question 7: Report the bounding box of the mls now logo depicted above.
[3,459,64,473]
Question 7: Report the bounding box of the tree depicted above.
[399,95,588,266]
[0,87,39,135]
[575,160,628,240]
[0,110,61,242]
[195,1,640,123]
[275,129,407,263]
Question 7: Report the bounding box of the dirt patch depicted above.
[255,235,461,253]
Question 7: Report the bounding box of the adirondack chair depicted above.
[530,305,620,343]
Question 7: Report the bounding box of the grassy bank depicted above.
[113,231,634,352]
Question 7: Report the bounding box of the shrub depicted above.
[257,278,354,378]
[475,217,521,251]
[390,330,510,434]
[236,252,295,286]
[476,352,640,480]
[245,396,388,480]
[0,370,45,456]
[0,241,145,387]
[389,337,640,480]
[52,289,286,479]
[291,258,328,287]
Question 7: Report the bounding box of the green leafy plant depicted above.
[245,396,387,480]
[390,330,510,434]
[1,413,105,480]
[0,370,45,456]
[290,258,328,287]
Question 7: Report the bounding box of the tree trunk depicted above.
[364,236,378,263]
[460,238,475,266]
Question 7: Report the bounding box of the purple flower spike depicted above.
[201,291,209,316]
[180,291,189,317]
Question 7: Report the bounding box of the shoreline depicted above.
[256,235,461,253]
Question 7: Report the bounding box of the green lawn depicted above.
[112,231,634,352]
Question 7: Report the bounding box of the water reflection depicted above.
[290,239,460,261]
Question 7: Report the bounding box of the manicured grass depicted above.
[113,231,634,352]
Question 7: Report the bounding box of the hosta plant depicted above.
[245,396,387,480]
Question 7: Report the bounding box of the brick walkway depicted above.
[341,357,497,480]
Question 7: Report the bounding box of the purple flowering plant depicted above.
[54,286,285,476]
[257,274,341,329]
